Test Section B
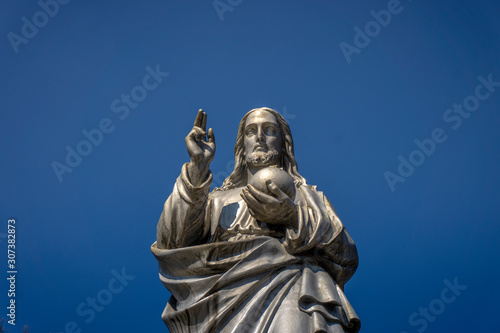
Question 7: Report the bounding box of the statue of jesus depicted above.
[152,107,360,332]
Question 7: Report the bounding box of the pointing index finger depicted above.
[194,109,203,128]
[201,111,207,131]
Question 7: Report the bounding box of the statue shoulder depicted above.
[297,184,337,209]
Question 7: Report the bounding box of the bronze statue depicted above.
[152,107,360,332]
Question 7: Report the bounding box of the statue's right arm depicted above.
[156,163,212,249]
[156,110,216,249]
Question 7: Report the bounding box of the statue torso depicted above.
[209,186,289,242]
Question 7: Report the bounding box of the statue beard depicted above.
[245,149,280,167]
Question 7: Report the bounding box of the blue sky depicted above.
[1,0,499,332]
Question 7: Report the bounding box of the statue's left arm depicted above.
[283,186,359,288]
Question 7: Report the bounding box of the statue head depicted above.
[217,107,307,190]
[243,109,283,169]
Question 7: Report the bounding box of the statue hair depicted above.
[215,107,307,191]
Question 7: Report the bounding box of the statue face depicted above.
[243,110,283,167]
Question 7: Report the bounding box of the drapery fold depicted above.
[152,237,360,333]
[153,165,360,332]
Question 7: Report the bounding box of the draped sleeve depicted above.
[156,163,213,249]
[283,185,359,288]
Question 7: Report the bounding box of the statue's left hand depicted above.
[241,181,298,229]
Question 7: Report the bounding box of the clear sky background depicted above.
[1,0,499,332]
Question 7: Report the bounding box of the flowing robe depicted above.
[152,164,360,333]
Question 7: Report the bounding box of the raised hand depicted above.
[185,109,216,186]
[240,180,298,229]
